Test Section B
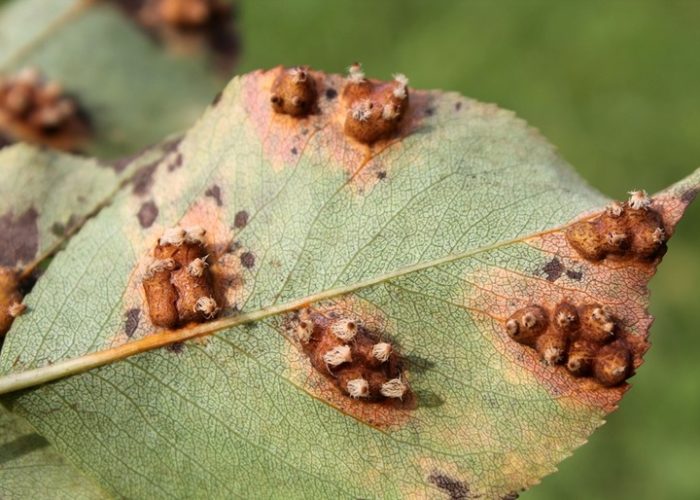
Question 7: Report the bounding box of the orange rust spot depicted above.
[0,68,90,152]
[284,299,415,430]
[0,266,23,337]
[117,198,248,345]
[241,67,433,192]
[470,185,697,408]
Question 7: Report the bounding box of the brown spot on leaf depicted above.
[137,201,159,228]
[240,251,255,269]
[377,171,387,180]
[131,161,158,196]
[124,308,141,337]
[542,257,564,282]
[0,207,39,267]
[428,471,471,500]
[205,184,222,206]
[233,210,248,229]
[168,151,183,171]
[566,269,582,281]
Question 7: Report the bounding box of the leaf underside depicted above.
[0,68,698,499]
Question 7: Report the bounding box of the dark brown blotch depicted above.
[137,201,159,228]
[240,251,255,269]
[233,210,249,229]
[205,184,222,206]
[427,471,471,500]
[0,207,39,267]
[124,308,141,337]
[542,257,564,282]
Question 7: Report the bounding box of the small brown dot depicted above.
[234,210,249,229]
[240,251,255,268]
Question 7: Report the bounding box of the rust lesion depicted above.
[241,66,435,193]
[117,196,250,343]
[283,298,416,429]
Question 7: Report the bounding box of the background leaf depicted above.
[0,404,107,500]
[0,0,236,158]
[0,69,697,498]
[0,139,176,271]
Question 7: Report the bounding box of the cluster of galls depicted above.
[566,190,667,261]
[293,307,409,401]
[138,0,231,30]
[142,225,219,328]
[505,301,633,386]
[0,68,87,150]
[270,63,410,144]
[0,267,25,339]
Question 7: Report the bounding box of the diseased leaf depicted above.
[0,0,236,157]
[0,404,108,500]
[0,69,697,498]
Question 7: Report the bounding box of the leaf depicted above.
[0,404,108,499]
[0,68,698,498]
[0,0,236,158]
[0,138,177,271]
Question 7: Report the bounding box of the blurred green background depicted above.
[236,1,700,498]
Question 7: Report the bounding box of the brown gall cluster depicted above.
[566,190,667,262]
[142,225,219,328]
[291,306,409,401]
[270,66,317,117]
[0,68,89,151]
[505,301,633,387]
[342,63,409,144]
[0,267,25,338]
[139,0,231,30]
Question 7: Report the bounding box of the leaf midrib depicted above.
[0,219,578,395]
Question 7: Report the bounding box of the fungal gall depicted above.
[579,304,616,344]
[593,341,632,387]
[342,63,410,144]
[290,305,410,402]
[142,225,219,328]
[270,66,317,117]
[0,68,90,151]
[566,340,597,377]
[536,330,568,366]
[553,302,580,335]
[504,305,548,346]
[566,190,667,262]
[0,267,23,337]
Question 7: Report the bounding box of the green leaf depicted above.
[0,0,235,158]
[0,69,698,498]
[0,404,108,499]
